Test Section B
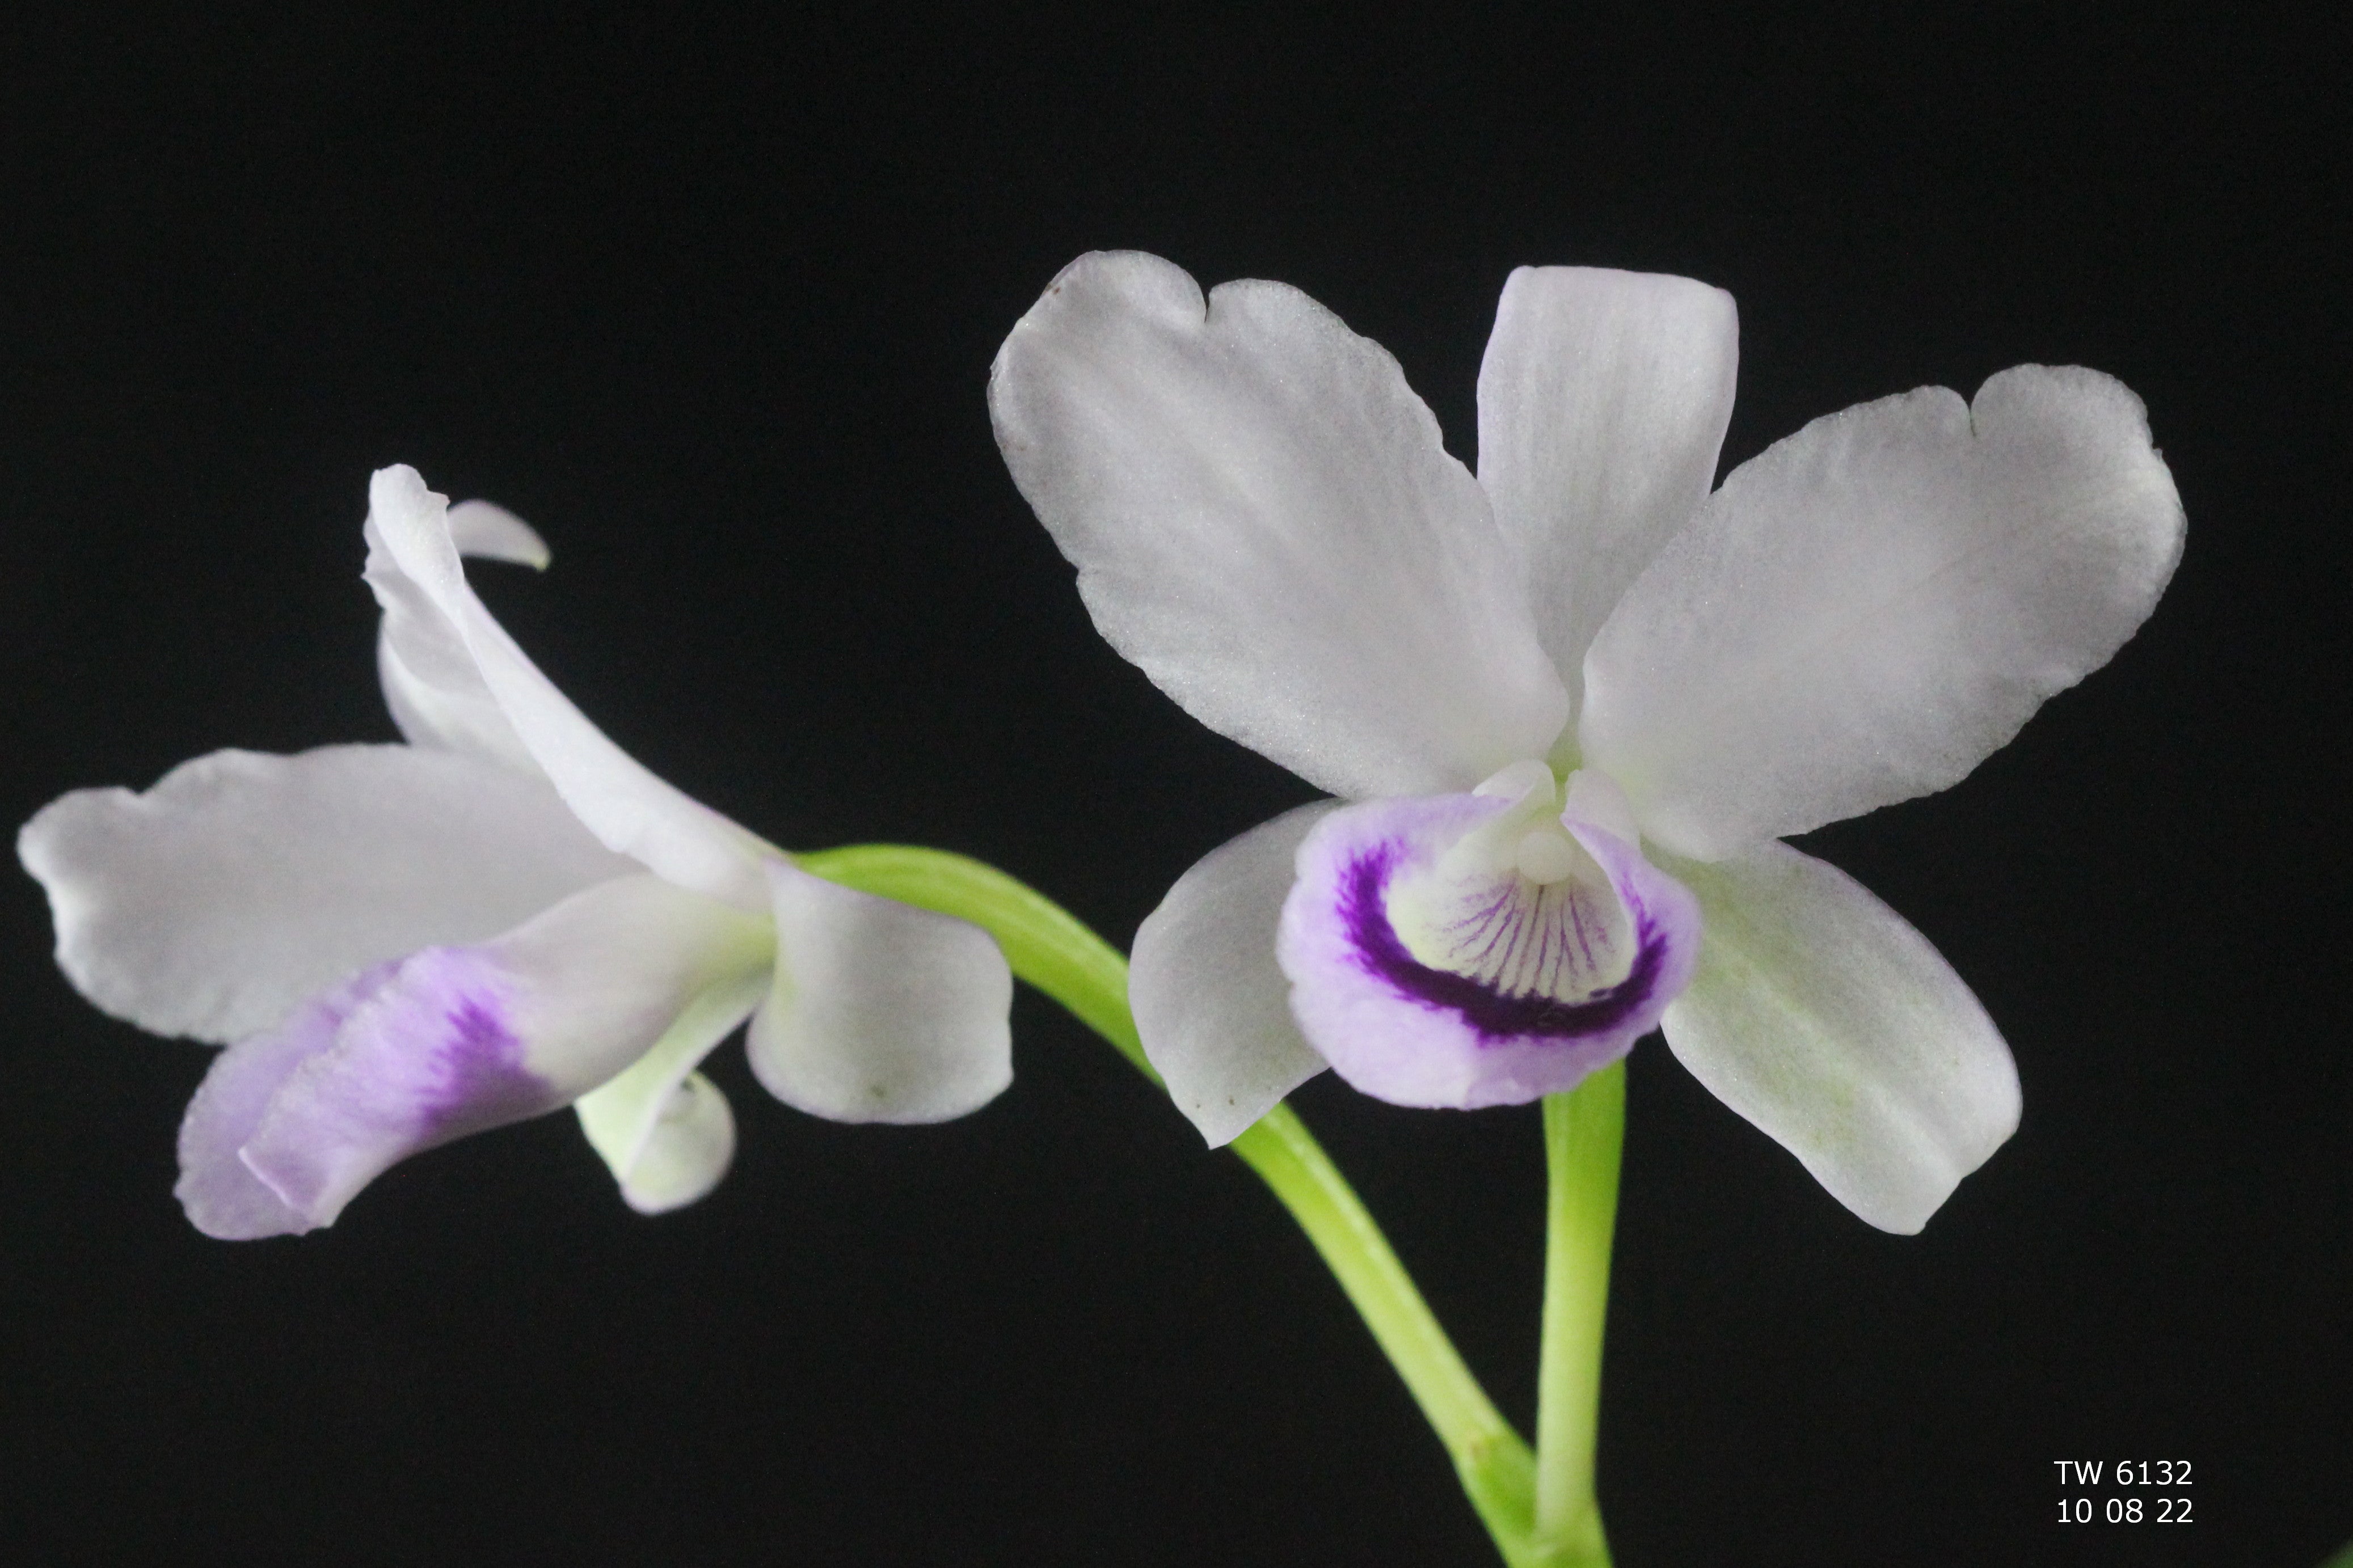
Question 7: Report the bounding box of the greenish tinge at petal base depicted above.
[575,972,768,1208]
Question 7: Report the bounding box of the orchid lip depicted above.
[1278,780,1702,1110]
[226,949,565,1228]
[409,990,548,1142]
[1339,838,1672,1044]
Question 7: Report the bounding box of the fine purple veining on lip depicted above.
[1338,842,1667,1043]
[1280,789,1702,1108]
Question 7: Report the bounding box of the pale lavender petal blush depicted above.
[1277,788,1700,1110]
[176,965,395,1240]
[178,946,559,1238]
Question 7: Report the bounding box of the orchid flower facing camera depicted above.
[992,252,2183,1232]
[19,467,1013,1238]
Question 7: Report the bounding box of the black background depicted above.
[3,9,2344,1565]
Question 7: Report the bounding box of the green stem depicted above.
[798,843,1540,1550]
[1530,1066,1625,1566]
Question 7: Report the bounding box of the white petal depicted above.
[1659,842,2019,1233]
[445,499,551,568]
[1582,366,2186,858]
[18,745,636,1045]
[214,873,771,1235]
[990,251,1569,799]
[747,861,1013,1123]
[574,970,767,1213]
[1131,802,1339,1146]
[366,466,773,906]
[1476,267,1738,699]
[372,508,543,776]
[374,502,549,762]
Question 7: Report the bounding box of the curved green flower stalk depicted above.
[802,842,1619,1567]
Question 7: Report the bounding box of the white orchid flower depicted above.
[19,466,1013,1238]
[990,252,2183,1233]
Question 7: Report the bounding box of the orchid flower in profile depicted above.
[19,466,1013,1238]
[991,252,2183,1232]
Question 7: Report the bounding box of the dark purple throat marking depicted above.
[418,995,548,1140]
[1340,844,1665,1045]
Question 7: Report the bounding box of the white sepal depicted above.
[1131,801,1339,1146]
[1477,265,1738,697]
[1659,842,2021,1233]
[747,861,1013,1123]
[18,744,631,1045]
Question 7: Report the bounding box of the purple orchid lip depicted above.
[1279,788,1702,1110]
[1338,840,1671,1044]
[180,946,563,1237]
[412,990,547,1142]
